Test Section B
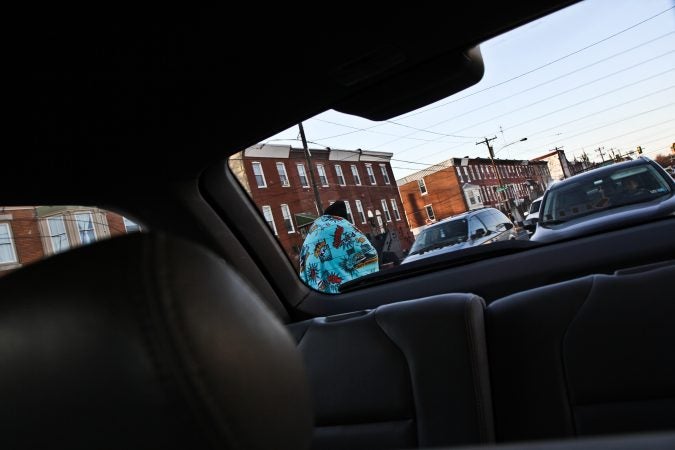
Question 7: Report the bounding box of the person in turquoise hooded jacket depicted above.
[299,200,379,294]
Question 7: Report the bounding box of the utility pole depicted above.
[476,136,506,210]
[595,147,606,163]
[298,122,324,214]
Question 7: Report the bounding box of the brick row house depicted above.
[397,157,552,233]
[0,206,141,276]
[229,144,414,264]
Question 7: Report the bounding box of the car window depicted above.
[409,219,468,255]
[0,206,144,277]
[226,0,675,293]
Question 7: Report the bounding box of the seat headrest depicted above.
[0,232,312,450]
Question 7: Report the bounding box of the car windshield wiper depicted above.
[410,238,462,255]
[541,219,566,226]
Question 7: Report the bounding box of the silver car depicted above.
[402,207,517,264]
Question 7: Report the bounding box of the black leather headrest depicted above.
[0,233,312,450]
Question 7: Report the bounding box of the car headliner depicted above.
[17,3,579,208]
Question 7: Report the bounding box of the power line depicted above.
[394,6,675,121]
[311,117,471,143]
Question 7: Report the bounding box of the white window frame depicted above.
[344,200,355,224]
[379,164,391,184]
[355,200,366,224]
[419,178,428,195]
[252,161,267,188]
[351,165,362,185]
[334,165,346,186]
[381,199,392,222]
[280,204,295,233]
[0,223,18,264]
[390,199,401,221]
[47,215,70,254]
[296,163,309,188]
[365,164,376,185]
[123,217,141,233]
[261,205,278,235]
[425,204,436,222]
[74,212,97,245]
[316,164,329,187]
[276,162,290,187]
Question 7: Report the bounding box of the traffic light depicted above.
[636,146,642,155]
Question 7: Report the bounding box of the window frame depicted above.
[251,161,267,188]
[380,199,392,222]
[47,215,70,254]
[344,200,355,224]
[355,200,367,224]
[74,212,97,245]
[351,164,362,186]
[261,205,278,235]
[425,204,436,222]
[365,164,377,185]
[379,164,391,184]
[316,163,329,187]
[419,178,428,195]
[280,204,295,233]
[276,162,290,187]
[296,163,309,188]
[390,199,401,221]
[334,164,346,186]
[0,222,18,264]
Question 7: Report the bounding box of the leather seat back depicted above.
[289,294,494,449]
[0,233,312,450]
[487,262,675,442]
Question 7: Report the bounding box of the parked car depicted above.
[402,208,517,264]
[531,157,675,243]
[522,195,543,234]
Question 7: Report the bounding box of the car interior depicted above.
[6,3,675,449]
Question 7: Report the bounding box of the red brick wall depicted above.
[5,208,45,266]
[106,212,128,237]
[399,168,467,229]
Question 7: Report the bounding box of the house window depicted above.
[261,205,277,235]
[469,194,476,205]
[464,166,470,181]
[351,165,362,185]
[425,204,436,222]
[366,164,376,184]
[317,164,329,186]
[344,200,355,224]
[47,215,70,253]
[456,167,464,183]
[355,200,366,224]
[252,162,267,188]
[297,163,309,187]
[280,204,295,233]
[75,212,97,245]
[0,223,18,264]
[381,200,392,222]
[123,217,141,233]
[390,199,401,221]
[419,178,428,195]
[379,164,390,184]
[335,165,346,186]
[276,162,290,187]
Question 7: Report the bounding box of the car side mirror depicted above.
[523,211,529,217]
[503,222,514,230]
[523,223,536,232]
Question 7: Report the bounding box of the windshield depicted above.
[409,219,468,254]
[541,164,671,224]
[226,0,675,294]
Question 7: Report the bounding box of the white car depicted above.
[522,196,543,234]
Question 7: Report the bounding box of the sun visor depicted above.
[334,45,484,121]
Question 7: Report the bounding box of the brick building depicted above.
[0,206,140,276]
[229,144,414,263]
[397,157,551,233]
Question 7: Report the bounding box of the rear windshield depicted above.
[409,219,468,254]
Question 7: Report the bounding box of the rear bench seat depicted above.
[289,294,494,450]
[487,261,675,442]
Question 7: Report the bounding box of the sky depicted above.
[260,0,675,181]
